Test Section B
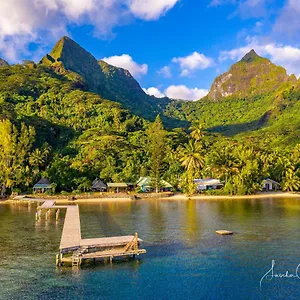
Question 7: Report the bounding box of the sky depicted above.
[0,0,299,100]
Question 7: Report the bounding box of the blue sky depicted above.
[0,0,299,100]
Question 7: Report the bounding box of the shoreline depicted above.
[160,192,300,201]
[3,191,300,204]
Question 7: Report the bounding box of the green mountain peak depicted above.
[240,49,261,63]
[0,58,9,67]
[41,36,105,92]
[40,36,172,122]
[207,50,297,100]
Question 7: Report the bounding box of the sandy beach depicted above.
[4,191,300,204]
[161,192,300,201]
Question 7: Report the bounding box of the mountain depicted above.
[207,49,297,100]
[40,36,171,122]
[164,49,300,148]
[0,58,9,67]
[1,40,300,194]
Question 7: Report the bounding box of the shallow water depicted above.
[0,198,300,299]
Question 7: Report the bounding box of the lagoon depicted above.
[0,198,300,299]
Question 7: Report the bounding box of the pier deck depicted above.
[60,206,81,252]
[39,200,56,209]
[57,205,146,267]
[17,196,147,267]
[80,236,143,248]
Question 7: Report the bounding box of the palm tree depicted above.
[282,166,300,191]
[189,122,205,142]
[209,148,238,183]
[179,140,204,195]
[29,149,45,167]
[179,140,204,173]
[29,144,50,168]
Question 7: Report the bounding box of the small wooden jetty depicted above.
[12,196,146,267]
[57,204,145,267]
[216,230,233,235]
[19,197,146,267]
[59,206,81,251]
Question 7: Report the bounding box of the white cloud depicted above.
[219,37,300,77]
[209,0,269,19]
[158,66,172,78]
[102,54,148,77]
[172,52,214,76]
[143,87,165,98]
[165,85,209,100]
[143,85,208,100]
[0,0,178,62]
[273,0,300,37]
[128,0,179,20]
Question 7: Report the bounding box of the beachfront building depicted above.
[107,183,128,193]
[33,178,52,193]
[91,178,107,192]
[262,179,281,191]
[195,178,223,191]
[136,177,173,192]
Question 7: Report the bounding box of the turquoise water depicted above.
[0,198,300,299]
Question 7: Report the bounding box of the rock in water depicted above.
[216,230,233,235]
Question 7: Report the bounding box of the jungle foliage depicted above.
[1,37,300,196]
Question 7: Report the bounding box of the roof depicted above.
[33,178,52,188]
[36,178,51,185]
[92,178,99,185]
[161,180,173,188]
[194,178,223,186]
[92,179,107,189]
[136,177,150,187]
[107,183,128,188]
[263,178,280,185]
[136,177,172,188]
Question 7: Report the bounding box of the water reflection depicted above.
[182,200,201,245]
[148,200,167,241]
[1,197,300,299]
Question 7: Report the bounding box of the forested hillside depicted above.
[41,36,179,125]
[1,37,300,196]
[165,51,300,150]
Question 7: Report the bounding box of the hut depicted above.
[194,178,223,191]
[107,183,128,193]
[136,177,173,192]
[91,178,107,192]
[33,178,52,193]
[262,179,281,191]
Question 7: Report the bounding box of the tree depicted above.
[209,147,238,182]
[189,122,205,142]
[0,120,35,197]
[179,140,204,195]
[282,166,300,192]
[147,115,166,192]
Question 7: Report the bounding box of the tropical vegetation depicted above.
[1,37,300,197]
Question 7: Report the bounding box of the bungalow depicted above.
[194,178,223,191]
[262,178,281,191]
[107,183,128,193]
[33,178,52,194]
[136,177,173,192]
[91,178,107,192]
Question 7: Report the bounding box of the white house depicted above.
[262,179,281,191]
[194,179,223,191]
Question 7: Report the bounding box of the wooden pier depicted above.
[56,203,146,267]
[59,206,81,252]
[13,196,146,267]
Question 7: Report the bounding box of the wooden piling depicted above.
[30,199,146,267]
